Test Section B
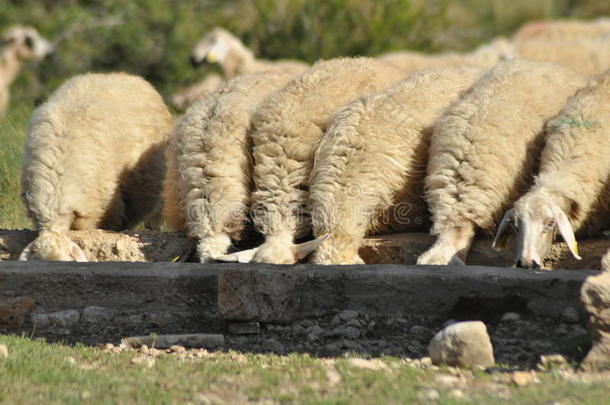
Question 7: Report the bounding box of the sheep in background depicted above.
[0,26,54,116]
[190,27,308,79]
[514,36,610,76]
[417,59,587,266]
[220,57,406,264]
[170,73,223,111]
[493,70,610,269]
[513,18,610,42]
[20,73,172,261]
[163,71,292,262]
[309,66,483,265]
[377,38,514,75]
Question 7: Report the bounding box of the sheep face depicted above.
[2,26,54,62]
[190,28,232,66]
[19,230,88,262]
[493,194,581,269]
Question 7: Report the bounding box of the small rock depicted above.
[346,358,388,371]
[47,310,80,328]
[338,310,359,322]
[82,306,116,323]
[228,322,261,335]
[307,325,324,342]
[448,389,464,399]
[410,325,434,344]
[261,338,284,354]
[104,343,114,351]
[122,333,224,349]
[333,326,360,339]
[31,313,51,329]
[139,344,150,354]
[417,357,433,369]
[0,344,8,358]
[512,371,538,386]
[434,374,461,388]
[561,307,580,324]
[428,321,495,369]
[325,368,342,386]
[538,354,569,370]
[345,319,361,328]
[501,312,521,322]
[419,389,440,401]
[169,345,186,354]
[580,268,610,370]
[131,355,155,368]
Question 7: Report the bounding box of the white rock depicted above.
[0,344,8,358]
[561,307,580,324]
[428,321,495,369]
[501,312,520,322]
[82,306,116,323]
[47,310,81,328]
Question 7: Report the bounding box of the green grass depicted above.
[0,102,33,230]
[0,335,608,404]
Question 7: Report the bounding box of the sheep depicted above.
[308,66,484,265]
[513,18,610,42]
[493,70,610,269]
[163,71,293,262]
[0,26,54,116]
[513,36,610,77]
[190,27,309,79]
[20,72,172,261]
[377,38,514,75]
[417,59,588,266]
[222,57,406,264]
[170,73,223,111]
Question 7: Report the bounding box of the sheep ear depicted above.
[493,209,515,251]
[69,242,88,262]
[18,241,35,261]
[552,205,581,260]
[293,233,329,261]
[216,247,259,263]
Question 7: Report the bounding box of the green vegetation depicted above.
[0,335,608,404]
[1,0,609,229]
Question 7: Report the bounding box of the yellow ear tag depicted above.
[172,256,181,262]
[206,51,217,63]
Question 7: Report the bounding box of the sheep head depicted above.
[19,230,88,262]
[493,193,580,269]
[2,26,54,62]
[190,27,239,66]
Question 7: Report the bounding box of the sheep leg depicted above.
[416,224,475,265]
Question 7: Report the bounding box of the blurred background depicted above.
[1,0,609,229]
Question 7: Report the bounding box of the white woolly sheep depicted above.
[309,66,484,265]
[163,71,292,262]
[190,27,308,79]
[417,59,587,266]
[513,18,610,42]
[222,57,406,264]
[493,69,610,269]
[514,36,610,76]
[20,73,172,261]
[0,26,54,116]
[377,38,514,75]
[170,73,224,111]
